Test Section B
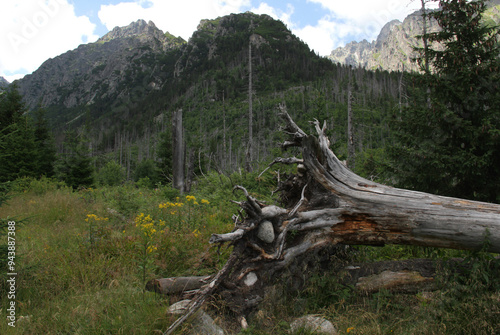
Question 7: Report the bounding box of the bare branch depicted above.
[258,157,303,178]
[233,185,262,217]
[209,229,246,244]
[288,183,308,218]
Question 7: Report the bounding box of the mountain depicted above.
[13,12,403,175]
[15,13,336,132]
[329,0,500,72]
[16,19,185,112]
[328,10,439,72]
[0,77,9,89]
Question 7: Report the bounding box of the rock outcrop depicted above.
[0,77,9,89]
[329,10,439,72]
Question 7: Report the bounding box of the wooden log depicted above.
[355,270,434,293]
[146,276,211,295]
[280,111,500,253]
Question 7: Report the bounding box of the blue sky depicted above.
[1,0,436,82]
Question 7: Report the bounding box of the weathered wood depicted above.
[146,276,211,295]
[355,270,434,293]
[280,110,500,253]
[172,108,185,193]
[163,241,245,335]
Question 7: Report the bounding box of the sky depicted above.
[1,0,437,82]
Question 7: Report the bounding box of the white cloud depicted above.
[98,0,251,42]
[309,0,430,25]
[294,18,337,56]
[250,2,294,27]
[0,0,441,80]
[0,0,98,81]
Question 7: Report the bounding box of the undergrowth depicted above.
[0,175,499,334]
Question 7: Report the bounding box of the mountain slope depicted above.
[13,12,403,176]
[329,10,439,72]
[16,20,185,112]
[0,77,9,89]
[329,0,500,72]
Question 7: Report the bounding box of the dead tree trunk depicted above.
[172,108,184,193]
[163,107,500,334]
[347,67,355,170]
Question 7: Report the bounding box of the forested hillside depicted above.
[11,12,403,186]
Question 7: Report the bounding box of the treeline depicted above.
[0,85,56,183]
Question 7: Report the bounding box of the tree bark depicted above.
[172,108,184,193]
[347,67,355,169]
[295,119,500,253]
[163,107,500,334]
[246,39,254,172]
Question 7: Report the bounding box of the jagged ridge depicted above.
[329,0,500,72]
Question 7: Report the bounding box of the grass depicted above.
[0,176,240,334]
[1,175,499,334]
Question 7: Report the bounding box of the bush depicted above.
[97,161,125,186]
[133,159,161,187]
[10,176,68,195]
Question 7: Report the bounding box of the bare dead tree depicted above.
[347,66,355,169]
[172,108,184,193]
[246,38,254,173]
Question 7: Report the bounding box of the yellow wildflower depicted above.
[201,199,210,205]
[147,245,157,253]
[192,229,201,238]
[85,214,108,222]
[347,327,355,333]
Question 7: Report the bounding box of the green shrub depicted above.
[108,183,143,217]
[133,159,161,186]
[96,161,125,186]
[10,176,68,195]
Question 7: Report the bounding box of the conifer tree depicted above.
[157,124,173,181]
[33,105,56,177]
[0,85,37,182]
[57,130,94,189]
[0,84,24,129]
[391,0,500,202]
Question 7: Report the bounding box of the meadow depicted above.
[1,175,499,334]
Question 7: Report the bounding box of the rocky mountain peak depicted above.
[15,19,186,110]
[328,9,436,72]
[0,76,9,89]
[329,1,500,72]
[375,19,402,49]
[99,19,168,44]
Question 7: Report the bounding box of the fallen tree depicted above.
[163,106,500,334]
